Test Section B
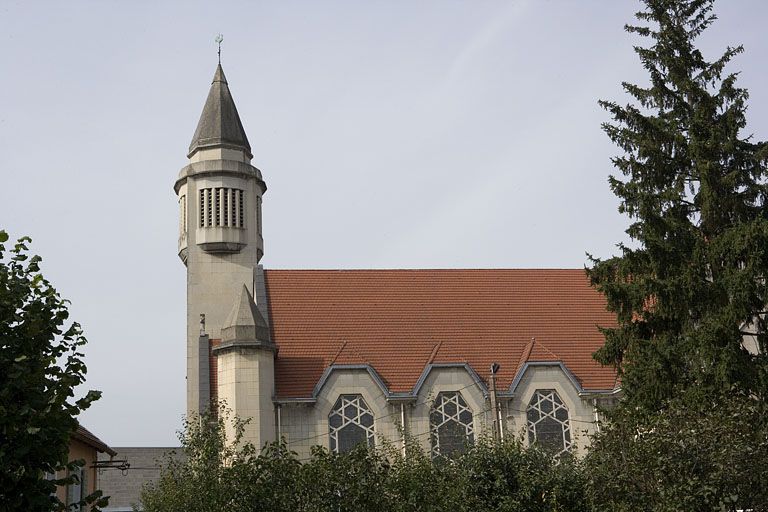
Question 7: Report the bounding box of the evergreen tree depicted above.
[588,0,768,410]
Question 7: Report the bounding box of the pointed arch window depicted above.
[430,391,475,458]
[328,394,375,453]
[526,389,572,456]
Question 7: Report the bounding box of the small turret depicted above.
[213,285,276,447]
[220,285,272,347]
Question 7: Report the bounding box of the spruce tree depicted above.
[588,0,768,410]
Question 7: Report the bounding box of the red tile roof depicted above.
[73,425,116,456]
[264,269,618,399]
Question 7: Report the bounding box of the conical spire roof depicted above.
[221,285,270,343]
[188,63,252,158]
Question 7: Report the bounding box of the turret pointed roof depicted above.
[221,285,270,343]
[188,63,252,158]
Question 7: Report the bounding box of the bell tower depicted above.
[175,63,268,418]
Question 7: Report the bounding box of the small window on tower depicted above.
[199,190,205,228]
[223,189,229,227]
[238,190,245,228]
[214,188,221,226]
[230,189,237,227]
[206,189,213,227]
[179,195,188,235]
[257,196,262,235]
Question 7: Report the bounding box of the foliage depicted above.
[0,230,104,511]
[584,1,768,509]
[140,408,588,512]
[586,391,768,512]
[454,442,588,512]
[587,0,768,410]
[138,406,255,512]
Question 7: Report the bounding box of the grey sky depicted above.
[1,1,766,446]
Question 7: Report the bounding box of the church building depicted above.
[174,63,620,459]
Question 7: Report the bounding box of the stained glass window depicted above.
[430,391,475,458]
[526,389,572,456]
[329,394,375,453]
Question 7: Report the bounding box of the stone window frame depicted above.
[526,388,573,456]
[328,393,375,453]
[429,390,475,458]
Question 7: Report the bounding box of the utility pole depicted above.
[489,363,501,442]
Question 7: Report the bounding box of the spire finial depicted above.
[215,34,223,64]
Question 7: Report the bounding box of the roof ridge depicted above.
[329,340,347,365]
[427,340,443,365]
[335,339,369,365]
[514,338,536,375]
[532,338,560,360]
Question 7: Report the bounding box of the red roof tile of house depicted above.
[264,269,618,399]
[73,425,116,456]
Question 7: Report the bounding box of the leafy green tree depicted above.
[298,445,393,512]
[457,442,588,512]
[587,0,768,410]
[383,440,464,512]
[141,408,590,512]
[139,407,256,512]
[586,391,768,511]
[0,231,104,511]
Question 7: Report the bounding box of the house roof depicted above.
[73,425,117,457]
[263,269,618,399]
[188,63,252,159]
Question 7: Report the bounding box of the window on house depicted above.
[44,471,56,498]
[66,466,87,510]
[430,391,475,458]
[328,394,375,453]
[526,389,572,456]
